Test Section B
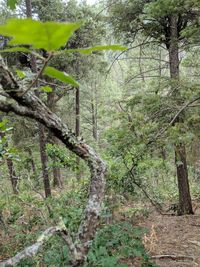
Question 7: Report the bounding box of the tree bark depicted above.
[169,15,193,215]
[38,123,51,197]
[0,58,107,263]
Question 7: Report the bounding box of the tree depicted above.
[0,128,18,194]
[25,0,51,198]
[0,17,125,265]
[108,0,200,215]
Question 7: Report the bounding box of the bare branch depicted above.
[155,95,200,139]
[125,65,168,85]
[107,38,153,73]
[20,53,53,96]
[0,226,62,267]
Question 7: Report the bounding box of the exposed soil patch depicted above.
[139,200,200,267]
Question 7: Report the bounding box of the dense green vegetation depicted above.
[0,0,200,266]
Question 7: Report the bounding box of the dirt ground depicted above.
[139,200,200,267]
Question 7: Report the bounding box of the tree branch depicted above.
[0,226,62,267]
[155,95,200,139]
[0,56,107,264]
[19,53,52,96]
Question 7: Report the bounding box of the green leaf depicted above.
[0,19,82,51]
[7,0,17,10]
[39,86,53,93]
[0,120,8,131]
[44,66,79,88]
[16,69,26,79]
[65,45,127,54]
[0,47,31,53]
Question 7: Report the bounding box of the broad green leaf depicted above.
[65,45,127,54]
[0,47,31,53]
[44,67,79,88]
[0,19,82,51]
[39,86,53,93]
[7,0,17,10]
[16,69,26,79]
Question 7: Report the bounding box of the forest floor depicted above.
[138,199,200,267]
[1,195,200,267]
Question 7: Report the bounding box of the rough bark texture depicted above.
[175,144,193,215]
[169,15,193,215]
[0,57,107,264]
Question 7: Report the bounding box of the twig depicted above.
[107,39,152,73]
[125,65,168,85]
[19,53,52,97]
[38,79,71,90]
[151,254,194,261]
[155,95,200,139]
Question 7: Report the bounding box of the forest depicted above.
[0,0,200,266]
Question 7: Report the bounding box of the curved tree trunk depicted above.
[0,57,107,264]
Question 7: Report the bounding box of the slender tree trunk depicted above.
[38,123,51,197]
[91,101,97,141]
[6,158,18,194]
[0,131,18,194]
[75,87,81,179]
[91,85,98,141]
[52,160,62,187]
[48,132,63,188]
[26,147,36,175]
[47,91,62,188]
[169,15,193,215]
[25,0,51,198]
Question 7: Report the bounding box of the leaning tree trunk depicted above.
[25,0,51,198]
[0,57,107,265]
[169,15,193,215]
